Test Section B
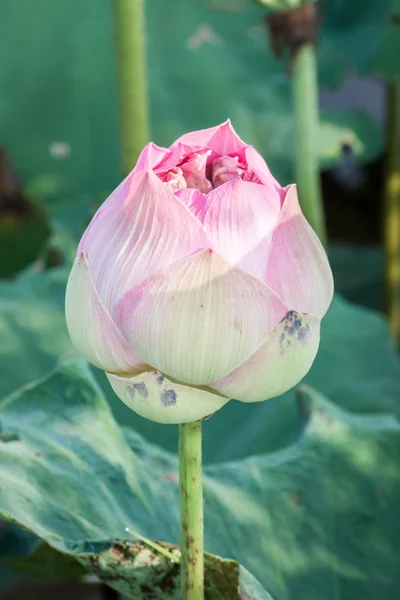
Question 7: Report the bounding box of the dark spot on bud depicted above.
[156,374,164,385]
[133,382,148,398]
[127,382,147,402]
[279,311,311,347]
[298,324,311,343]
[161,389,177,406]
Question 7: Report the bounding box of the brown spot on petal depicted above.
[233,317,242,332]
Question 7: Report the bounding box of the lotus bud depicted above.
[65,121,333,424]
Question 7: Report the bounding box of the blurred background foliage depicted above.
[0,0,400,598]
[0,0,390,200]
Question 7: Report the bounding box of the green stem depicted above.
[384,78,400,344]
[179,421,204,600]
[113,0,150,175]
[292,43,327,244]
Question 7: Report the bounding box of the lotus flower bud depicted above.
[65,121,333,424]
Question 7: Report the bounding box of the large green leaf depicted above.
[0,361,273,599]
[3,542,87,582]
[0,360,399,599]
[4,541,272,600]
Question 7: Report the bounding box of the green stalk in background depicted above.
[265,4,327,243]
[292,42,327,244]
[384,79,400,345]
[179,422,204,600]
[113,0,149,175]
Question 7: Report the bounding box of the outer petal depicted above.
[134,142,170,172]
[78,170,210,315]
[98,143,174,216]
[172,120,245,155]
[175,188,207,222]
[203,178,281,281]
[265,185,334,317]
[210,311,320,402]
[244,146,284,193]
[65,253,146,374]
[152,142,194,175]
[116,249,288,386]
[180,151,212,193]
[106,370,229,424]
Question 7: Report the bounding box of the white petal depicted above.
[78,170,210,315]
[65,253,146,374]
[116,249,288,385]
[106,370,229,424]
[210,311,320,402]
[265,185,334,317]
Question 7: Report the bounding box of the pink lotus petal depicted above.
[106,370,230,424]
[172,120,245,155]
[153,142,194,175]
[65,253,146,374]
[211,155,246,187]
[265,185,334,317]
[210,311,320,401]
[134,142,170,172]
[116,249,288,385]
[203,178,281,281]
[78,170,210,315]
[162,167,187,192]
[179,151,212,193]
[244,146,283,193]
[175,188,208,222]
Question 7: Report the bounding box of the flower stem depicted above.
[179,421,204,600]
[112,0,149,175]
[384,78,400,345]
[292,43,327,244]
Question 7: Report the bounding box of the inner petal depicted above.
[161,167,187,192]
[212,155,246,187]
[179,151,212,193]
[203,178,281,282]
